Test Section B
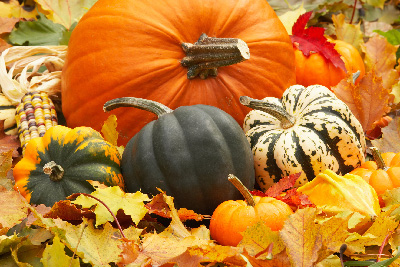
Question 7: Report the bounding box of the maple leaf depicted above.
[44,200,96,222]
[0,150,14,190]
[0,120,21,158]
[35,0,98,30]
[71,183,150,227]
[371,116,400,153]
[291,11,346,71]
[265,173,301,198]
[101,114,119,146]
[332,69,394,132]
[0,17,20,34]
[238,221,285,258]
[0,186,28,232]
[0,0,38,19]
[41,233,80,267]
[280,207,322,267]
[363,35,399,90]
[332,13,364,52]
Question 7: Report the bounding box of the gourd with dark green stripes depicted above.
[241,84,366,190]
[0,93,17,135]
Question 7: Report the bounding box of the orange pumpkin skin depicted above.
[61,0,296,146]
[350,152,400,195]
[209,196,293,246]
[295,40,365,88]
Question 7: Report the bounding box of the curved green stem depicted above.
[181,33,250,79]
[103,97,173,118]
[43,161,64,182]
[240,96,296,129]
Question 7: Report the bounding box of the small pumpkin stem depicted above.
[103,97,173,118]
[352,70,361,84]
[370,147,389,171]
[43,161,64,181]
[239,96,296,129]
[228,174,256,207]
[181,33,250,80]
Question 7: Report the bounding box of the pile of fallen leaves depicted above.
[2,0,400,266]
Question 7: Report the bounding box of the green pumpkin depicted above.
[104,97,255,215]
[241,84,366,190]
[13,125,125,207]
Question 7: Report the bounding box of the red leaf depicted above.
[265,173,301,198]
[291,11,346,71]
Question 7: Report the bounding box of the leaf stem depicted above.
[350,0,357,24]
[69,193,126,239]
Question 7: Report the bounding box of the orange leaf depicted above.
[332,70,393,132]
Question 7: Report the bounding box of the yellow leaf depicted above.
[72,185,150,226]
[238,221,285,258]
[0,0,38,19]
[35,0,98,30]
[41,234,80,267]
[101,114,119,146]
[0,187,28,232]
[278,4,306,35]
[332,13,363,52]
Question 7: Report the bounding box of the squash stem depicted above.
[103,97,173,117]
[239,96,296,129]
[181,33,250,79]
[228,174,256,207]
[370,147,389,171]
[43,161,64,181]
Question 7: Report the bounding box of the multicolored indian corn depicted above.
[16,91,58,151]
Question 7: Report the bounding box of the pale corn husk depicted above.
[0,46,67,105]
[298,169,381,222]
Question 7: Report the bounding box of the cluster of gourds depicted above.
[9,0,397,248]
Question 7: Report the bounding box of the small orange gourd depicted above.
[350,147,400,195]
[209,174,293,246]
[295,39,365,88]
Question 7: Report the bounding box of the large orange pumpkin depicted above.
[61,0,296,145]
[295,39,365,88]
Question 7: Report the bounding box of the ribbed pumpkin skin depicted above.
[13,125,124,207]
[61,0,296,146]
[243,85,366,190]
[121,105,255,215]
[295,40,365,88]
[209,196,293,246]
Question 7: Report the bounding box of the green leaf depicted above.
[375,29,400,45]
[41,234,80,267]
[9,14,67,46]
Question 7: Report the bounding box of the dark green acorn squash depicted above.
[104,97,255,215]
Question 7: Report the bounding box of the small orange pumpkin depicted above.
[209,174,293,246]
[350,147,400,195]
[295,39,365,88]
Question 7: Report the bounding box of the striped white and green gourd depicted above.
[241,84,366,190]
[0,93,17,135]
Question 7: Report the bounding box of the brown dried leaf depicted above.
[280,207,322,267]
[371,117,400,153]
[332,70,393,132]
[363,35,399,90]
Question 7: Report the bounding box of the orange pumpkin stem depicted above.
[103,97,173,117]
[181,33,250,80]
[228,174,256,207]
[371,147,389,171]
[239,96,295,129]
[43,161,64,181]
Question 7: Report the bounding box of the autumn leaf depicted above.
[363,35,399,90]
[332,69,393,132]
[0,150,14,190]
[44,200,96,222]
[71,184,150,227]
[0,17,19,34]
[0,0,38,19]
[101,114,119,146]
[35,0,98,30]
[0,186,28,232]
[278,4,306,35]
[238,221,285,258]
[0,233,23,255]
[280,207,322,267]
[0,121,21,157]
[265,172,301,198]
[41,233,80,267]
[371,116,400,153]
[332,13,364,52]
[291,11,346,71]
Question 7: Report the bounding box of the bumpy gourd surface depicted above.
[244,85,366,189]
